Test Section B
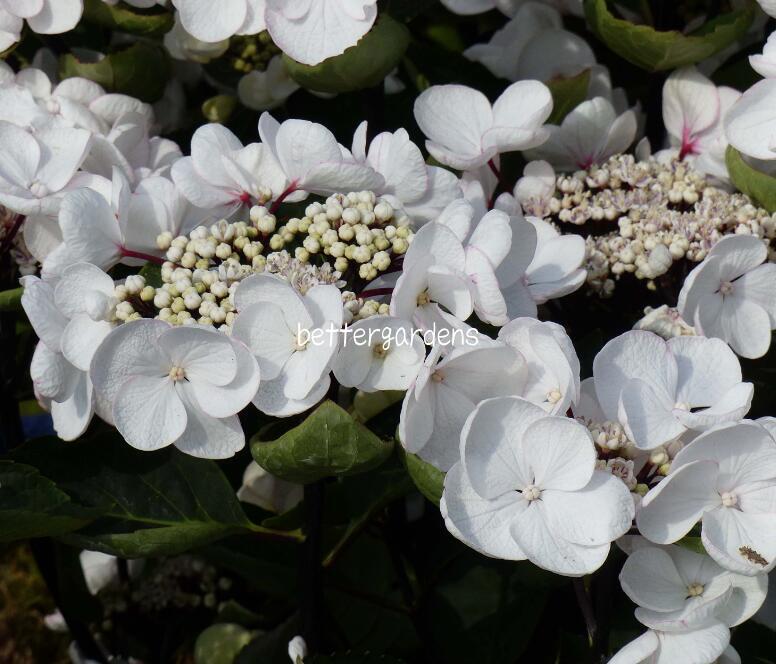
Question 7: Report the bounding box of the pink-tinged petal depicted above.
[461,396,545,499]
[619,547,688,612]
[113,375,187,451]
[441,462,528,560]
[702,508,776,575]
[637,460,721,544]
[510,501,611,576]
[662,67,720,150]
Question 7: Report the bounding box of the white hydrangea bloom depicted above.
[171,0,266,43]
[351,121,462,225]
[413,81,553,171]
[678,234,776,359]
[399,343,528,471]
[22,264,116,440]
[609,626,739,664]
[442,396,634,575]
[332,316,425,393]
[232,274,343,417]
[90,320,260,458]
[0,0,83,52]
[527,97,638,171]
[749,31,776,79]
[620,542,768,632]
[591,331,752,451]
[637,421,776,576]
[498,317,580,415]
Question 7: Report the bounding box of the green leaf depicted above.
[138,262,163,288]
[546,69,592,125]
[0,287,22,312]
[726,146,776,213]
[203,95,238,123]
[584,0,754,71]
[251,400,394,484]
[194,624,254,664]
[676,536,706,555]
[0,462,96,541]
[284,15,410,94]
[12,434,299,557]
[82,0,173,36]
[60,41,171,102]
[397,447,444,506]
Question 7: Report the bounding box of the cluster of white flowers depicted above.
[10,2,776,658]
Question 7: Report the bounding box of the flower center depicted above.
[687,583,704,598]
[293,330,310,352]
[168,366,186,382]
[546,388,562,405]
[719,281,734,296]
[372,343,388,359]
[45,98,60,114]
[720,491,738,508]
[417,290,431,306]
[521,484,542,502]
[29,180,50,198]
[431,370,444,383]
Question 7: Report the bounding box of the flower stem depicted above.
[120,247,166,266]
[573,577,598,649]
[301,480,325,653]
[270,183,298,215]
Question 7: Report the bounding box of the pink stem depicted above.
[269,183,299,215]
[120,247,166,265]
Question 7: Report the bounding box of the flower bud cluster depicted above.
[579,415,684,502]
[342,290,390,323]
[266,192,413,282]
[539,155,776,296]
[228,32,280,74]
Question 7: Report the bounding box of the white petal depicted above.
[60,316,113,371]
[637,460,721,544]
[50,370,93,441]
[89,319,170,424]
[543,470,634,546]
[461,396,545,499]
[253,373,329,417]
[608,630,659,664]
[26,0,83,34]
[620,547,688,612]
[158,325,237,387]
[521,416,595,491]
[702,508,776,575]
[441,462,528,560]
[113,375,187,451]
[174,0,247,42]
[30,341,77,401]
[510,501,611,576]
[654,623,730,664]
[231,301,295,381]
[173,389,245,459]
[21,275,67,350]
[619,377,686,450]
